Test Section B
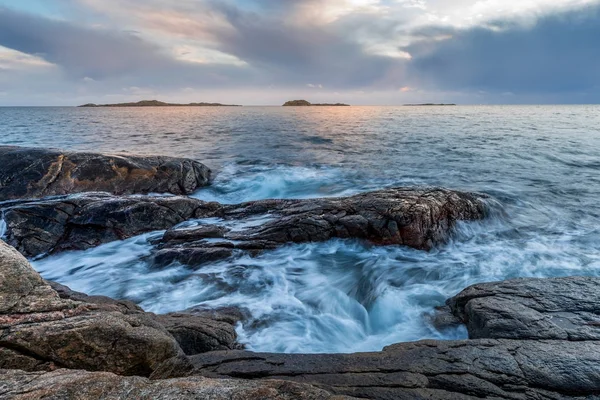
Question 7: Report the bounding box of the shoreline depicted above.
[1,145,598,399]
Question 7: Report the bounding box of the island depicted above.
[283,99,350,106]
[78,100,241,107]
[404,103,457,106]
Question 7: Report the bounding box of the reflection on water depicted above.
[5,104,600,353]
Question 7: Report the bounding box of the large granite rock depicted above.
[187,339,600,399]
[0,240,186,376]
[180,276,600,399]
[1,193,221,257]
[0,369,349,400]
[47,281,242,356]
[154,187,487,267]
[0,146,211,201]
[2,187,486,260]
[447,276,600,340]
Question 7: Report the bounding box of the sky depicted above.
[0,0,599,105]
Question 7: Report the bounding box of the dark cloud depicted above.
[0,6,169,79]
[202,0,403,88]
[405,4,600,97]
[0,6,254,88]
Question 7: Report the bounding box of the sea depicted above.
[2,105,600,354]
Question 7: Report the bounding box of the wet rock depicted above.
[0,369,350,400]
[189,339,600,399]
[156,313,242,355]
[428,305,464,333]
[0,145,211,201]
[152,246,235,269]
[448,276,600,340]
[1,193,221,257]
[154,187,487,267]
[47,280,143,313]
[0,240,187,376]
[3,187,487,260]
[220,188,486,250]
[181,306,251,326]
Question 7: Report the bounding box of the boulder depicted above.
[0,146,211,201]
[1,193,221,257]
[0,240,187,376]
[2,187,487,260]
[156,313,242,355]
[0,369,350,400]
[48,281,243,356]
[189,339,600,399]
[447,276,600,340]
[153,187,487,267]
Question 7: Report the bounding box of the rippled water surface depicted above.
[3,105,600,353]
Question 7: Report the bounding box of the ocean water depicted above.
[3,105,600,353]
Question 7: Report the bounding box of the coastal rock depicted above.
[156,313,242,355]
[153,187,487,267]
[0,145,211,201]
[2,187,486,260]
[1,193,221,257]
[222,188,486,249]
[46,282,240,356]
[0,240,186,376]
[0,369,349,400]
[188,339,600,399]
[447,276,600,340]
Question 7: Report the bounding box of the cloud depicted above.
[1,0,600,104]
[405,3,600,98]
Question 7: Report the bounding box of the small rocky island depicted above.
[283,99,350,106]
[404,103,457,106]
[79,100,241,107]
[1,145,599,399]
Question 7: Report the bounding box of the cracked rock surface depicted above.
[188,339,600,400]
[447,276,600,340]
[179,276,600,399]
[1,193,221,257]
[0,146,211,201]
[0,369,351,400]
[0,240,238,377]
[2,187,487,259]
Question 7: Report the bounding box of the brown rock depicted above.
[0,368,351,400]
[0,240,186,376]
[0,145,211,201]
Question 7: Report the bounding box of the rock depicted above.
[47,281,241,356]
[0,240,187,376]
[188,339,600,399]
[2,187,486,260]
[156,313,242,355]
[162,225,230,244]
[0,369,350,400]
[0,146,211,201]
[154,187,487,267]
[447,276,600,340]
[47,280,143,313]
[152,247,235,269]
[224,187,487,249]
[2,193,221,257]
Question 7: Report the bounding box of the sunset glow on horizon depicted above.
[0,0,599,105]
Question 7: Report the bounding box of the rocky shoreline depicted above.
[1,146,598,399]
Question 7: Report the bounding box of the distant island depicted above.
[79,100,241,107]
[283,100,350,106]
[404,103,457,106]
